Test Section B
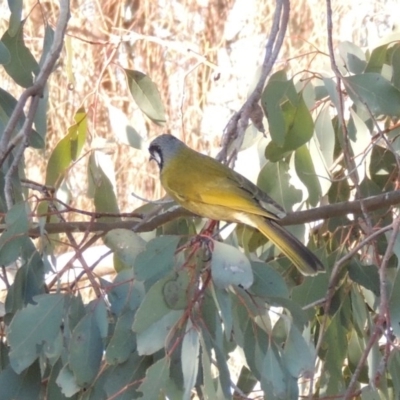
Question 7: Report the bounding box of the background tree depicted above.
[0,0,400,399]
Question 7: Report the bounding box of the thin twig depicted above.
[218,0,290,163]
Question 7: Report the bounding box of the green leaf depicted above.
[125,69,166,125]
[104,352,152,399]
[262,74,295,147]
[69,312,103,387]
[200,335,219,398]
[263,78,314,161]
[7,294,65,373]
[108,270,145,315]
[0,88,41,148]
[338,41,367,74]
[45,108,87,187]
[348,262,380,296]
[211,284,233,337]
[132,275,175,333]
[294,145,321,206]
[234,366,258,398]
[0,41,11,64]
[134,235,180,285]
[0,362,41,400]
[343,73,400,117]
[1,19,39,88]
[388,349,400,399]
[105,310,137,364]
[87,151,120,219]
[250,261,289,298]
[211,241,253,289]
[257,160,302,212]
[389,268,400,338]
[365,44,389,73]
[182,320,200,400]
[282,324,315,378]
[137,357,170,400]
[104,229,147,270]
[136,309,183,355]
[391,44,400,90]
[0,202,29,265]
[7,0,23,36]
[261,344,287,398]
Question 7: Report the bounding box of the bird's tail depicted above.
[251,215,324,276]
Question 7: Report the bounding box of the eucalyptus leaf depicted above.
[125,69,166,125]
[137,357,170,400]
[1,19,39,87]
[69,313,103,387]
[211,241,253,289]
[7,294,65,373]
[344,73,400,117]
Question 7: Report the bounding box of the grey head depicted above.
[149,134,185,170]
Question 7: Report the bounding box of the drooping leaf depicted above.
[0,361,41,400]
[136,309,183,355]
[182,320,200,400]
[338,41,367,74]
[1,19,39,87]
[0,41,11,64]
[282,324,315,378]
[132,275,177,333]
[87,150,120,219]
[211,241,253,289]
[137,357,170,400]
[250,261,289,298]
[105,310,137,364]
[125,69,166,125]
[134,235,180,285]
[108,269,145,315]
[68,312,104,387]
[348,262,380,296]
[7,0,23,36]
[294,144,321,206]
[257,160,302,212]
[45,108,87,187]
[0,201,29,266]
[7,294,65,373]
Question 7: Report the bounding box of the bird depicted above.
[149,134,324,276]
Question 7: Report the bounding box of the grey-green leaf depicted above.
[211,241,253,289]
[7,294,65,373]
[125,69,166,125]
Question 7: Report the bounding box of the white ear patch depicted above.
[150,148,163,168]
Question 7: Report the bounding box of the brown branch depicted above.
[18,189,400,237]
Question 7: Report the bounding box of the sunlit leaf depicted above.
[46,108,87,187]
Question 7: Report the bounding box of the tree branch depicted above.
[0,1,71,169]
[20,189,400,237]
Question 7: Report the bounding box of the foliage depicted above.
[1,1,400,400]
